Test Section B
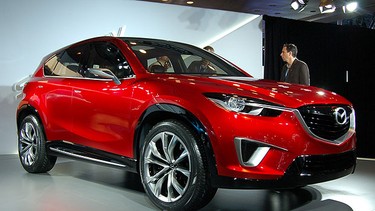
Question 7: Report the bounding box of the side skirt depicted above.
[47,141,138,173]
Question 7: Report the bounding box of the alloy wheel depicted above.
[143,131,191,202]
[19,121,39,166]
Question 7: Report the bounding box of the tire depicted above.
[139,120,217,210]
[18,114,56,173]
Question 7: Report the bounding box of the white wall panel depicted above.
[0,0,263,154]
[0,87,19,154]
[211,15,263,79]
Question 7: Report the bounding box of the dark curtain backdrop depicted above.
[263,15,375,158]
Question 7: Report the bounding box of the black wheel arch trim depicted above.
[17,104,42,130]
[134,103,218,176]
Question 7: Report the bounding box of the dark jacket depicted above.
[280,58,310,85]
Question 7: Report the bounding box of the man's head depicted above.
[203,46,215,53]
[201,59,210,68]
[157,56,171,69]
[282,44,298,56]
[158,56,170,62]
[281,43,298,63]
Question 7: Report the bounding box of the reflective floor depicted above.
[0,154,374,211]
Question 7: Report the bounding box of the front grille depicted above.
[298,105,352,141]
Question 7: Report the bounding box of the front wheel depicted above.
[18,114,56,173]
[139,120,216,210]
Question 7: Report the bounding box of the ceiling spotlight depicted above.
[343,1,358,13]
[291,0,309,11]
[319,0,336,13]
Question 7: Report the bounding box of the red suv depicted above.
[17,36,356,210]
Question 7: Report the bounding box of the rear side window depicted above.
[44,44,88,77]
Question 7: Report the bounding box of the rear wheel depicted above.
[18,114,56,173]
[139,120,216,210]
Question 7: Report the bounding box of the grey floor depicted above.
[0,154,374,211]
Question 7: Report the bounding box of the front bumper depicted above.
[210,149,356,189]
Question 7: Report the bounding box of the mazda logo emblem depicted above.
[334,107,347,125]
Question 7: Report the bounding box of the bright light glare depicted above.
[291,1,299,10]
[317,91,325,96]
[319,4,336,13]
[346,2,358,12]
[199,15,260,48]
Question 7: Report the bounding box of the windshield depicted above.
[122,38,248,77]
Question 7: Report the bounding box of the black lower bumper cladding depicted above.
[211,150,356,189]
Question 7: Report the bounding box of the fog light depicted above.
[235,138,270,167]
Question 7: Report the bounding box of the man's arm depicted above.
[299,61,310,85]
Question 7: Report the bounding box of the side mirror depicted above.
[87,68,121,85]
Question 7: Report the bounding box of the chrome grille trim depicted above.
[294,106,355,144]
[257,104,355,145]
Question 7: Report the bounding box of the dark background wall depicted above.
[263,15,375,158]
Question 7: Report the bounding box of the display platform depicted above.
[0,154,373,211]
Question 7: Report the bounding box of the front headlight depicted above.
[205,93,285,117]
[227,96,246,112]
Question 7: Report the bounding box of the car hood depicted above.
[198,76,351,108]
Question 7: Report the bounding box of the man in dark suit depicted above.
[187,59,215,73]
[148,56,171,73]
[187,45,216,74]
[280,43,310,85]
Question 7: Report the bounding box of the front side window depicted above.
[88,42,133,78]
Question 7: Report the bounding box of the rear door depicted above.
[42,43,89,141]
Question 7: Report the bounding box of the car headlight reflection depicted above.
[205,93,284,117]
